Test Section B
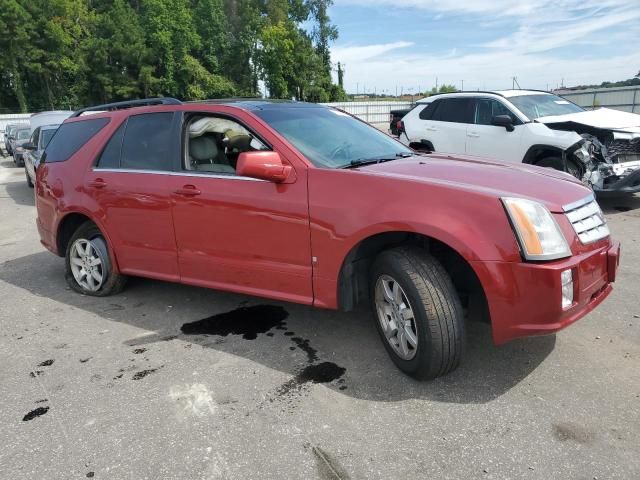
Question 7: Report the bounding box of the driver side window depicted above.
[184,115,269,175]
[474,99,519,125]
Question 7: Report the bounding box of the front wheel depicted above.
[370,247,465,379]
[25,169,33,188]
[65,222,127,296]
[536,156,582,180]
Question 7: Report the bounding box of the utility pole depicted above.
[337,62,344,88]
[461,80,464,91]
[435,77,438,92]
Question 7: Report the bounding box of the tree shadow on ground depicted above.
[0,251,556,404]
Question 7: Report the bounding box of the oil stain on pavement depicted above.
[23,406,49,422]
[181,304,348,403]
[181,305,288,340]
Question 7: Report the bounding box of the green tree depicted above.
[0,0,32,111]
[83,0,149,103]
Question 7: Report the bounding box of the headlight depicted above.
[502,197,571,261]
[573,144,591,163]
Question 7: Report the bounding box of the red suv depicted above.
[35,98,620,379]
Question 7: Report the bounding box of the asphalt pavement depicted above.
[1,155,639,479]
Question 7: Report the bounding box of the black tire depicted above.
[536,156,582,179]
[370,246,465,380]
[25,168,33,188]
[64,222,127,296]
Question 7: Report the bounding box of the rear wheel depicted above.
[370,247,465,379]
[65,222,127,296]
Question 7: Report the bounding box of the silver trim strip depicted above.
[92,168,266,182]
[562,194,595,212]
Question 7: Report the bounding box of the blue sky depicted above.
[329,0,640,94]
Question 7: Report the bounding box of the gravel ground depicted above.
[1,156,639,480]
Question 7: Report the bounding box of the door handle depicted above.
[467,132,480,138]
[174,185,201,197]
[425,126,437,132]
[88,178,107,189]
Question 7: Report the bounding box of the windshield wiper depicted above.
[339,152,413,169]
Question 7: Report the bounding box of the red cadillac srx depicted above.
[35,98,620,379]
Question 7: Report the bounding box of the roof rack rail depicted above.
[70,97,182,118]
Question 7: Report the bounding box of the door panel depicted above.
[466,98,524,162]
[84,170,179,280]
[171,173,313,304]
[465,124,524,162]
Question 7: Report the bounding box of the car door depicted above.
[465,98,525,162]
[422,98,474,154]
[25,128,40,178]
[86,112,181,281]
[169,111,313,305]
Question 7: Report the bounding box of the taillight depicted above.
[397,120,404,133]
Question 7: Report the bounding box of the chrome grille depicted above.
[564,196,610,244]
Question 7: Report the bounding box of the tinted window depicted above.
[474,99,520,125]
[44,118,109,163]
[418,102,437,120]
[96,122,126,168]
[120,113,174,170]
[41,129,57,149]
[432,98,474,123]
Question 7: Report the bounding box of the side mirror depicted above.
[236,151,293,183]
[491,115,515,132]
[23,142,36,150]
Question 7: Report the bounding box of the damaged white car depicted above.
[398,90,640,195]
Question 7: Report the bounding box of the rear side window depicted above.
[120,113,174,170]
[418,102,437,120]
[44,118,109,163]
[96,122,126,168]
[432,98,474,124]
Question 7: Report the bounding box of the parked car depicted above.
[36,97,619,379]
[399,90,640,196]
[389,108,411,136]
[23,124,59,187]
[4,123,23,156]
[11,126,32,166]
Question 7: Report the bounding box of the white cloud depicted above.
[331,47,640,92]
[332,41,414,64]
[332,0,640,92]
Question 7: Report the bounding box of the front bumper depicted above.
[594,165,640,196]
[473,239,620,345]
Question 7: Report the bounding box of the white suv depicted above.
[399,90,640,195]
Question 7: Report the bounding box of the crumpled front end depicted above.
[576,131,640,195]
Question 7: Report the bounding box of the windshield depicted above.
[255,107,412,168]
[41,129,57,148]
[17,129,31,140]
[509,94,584,120]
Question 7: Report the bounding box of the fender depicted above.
[55,207,123,274]
[522,143,566,164]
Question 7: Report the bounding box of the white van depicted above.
[29,111,73,134]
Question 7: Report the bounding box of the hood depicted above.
[359,154,591,213]
[536,108,640,138]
